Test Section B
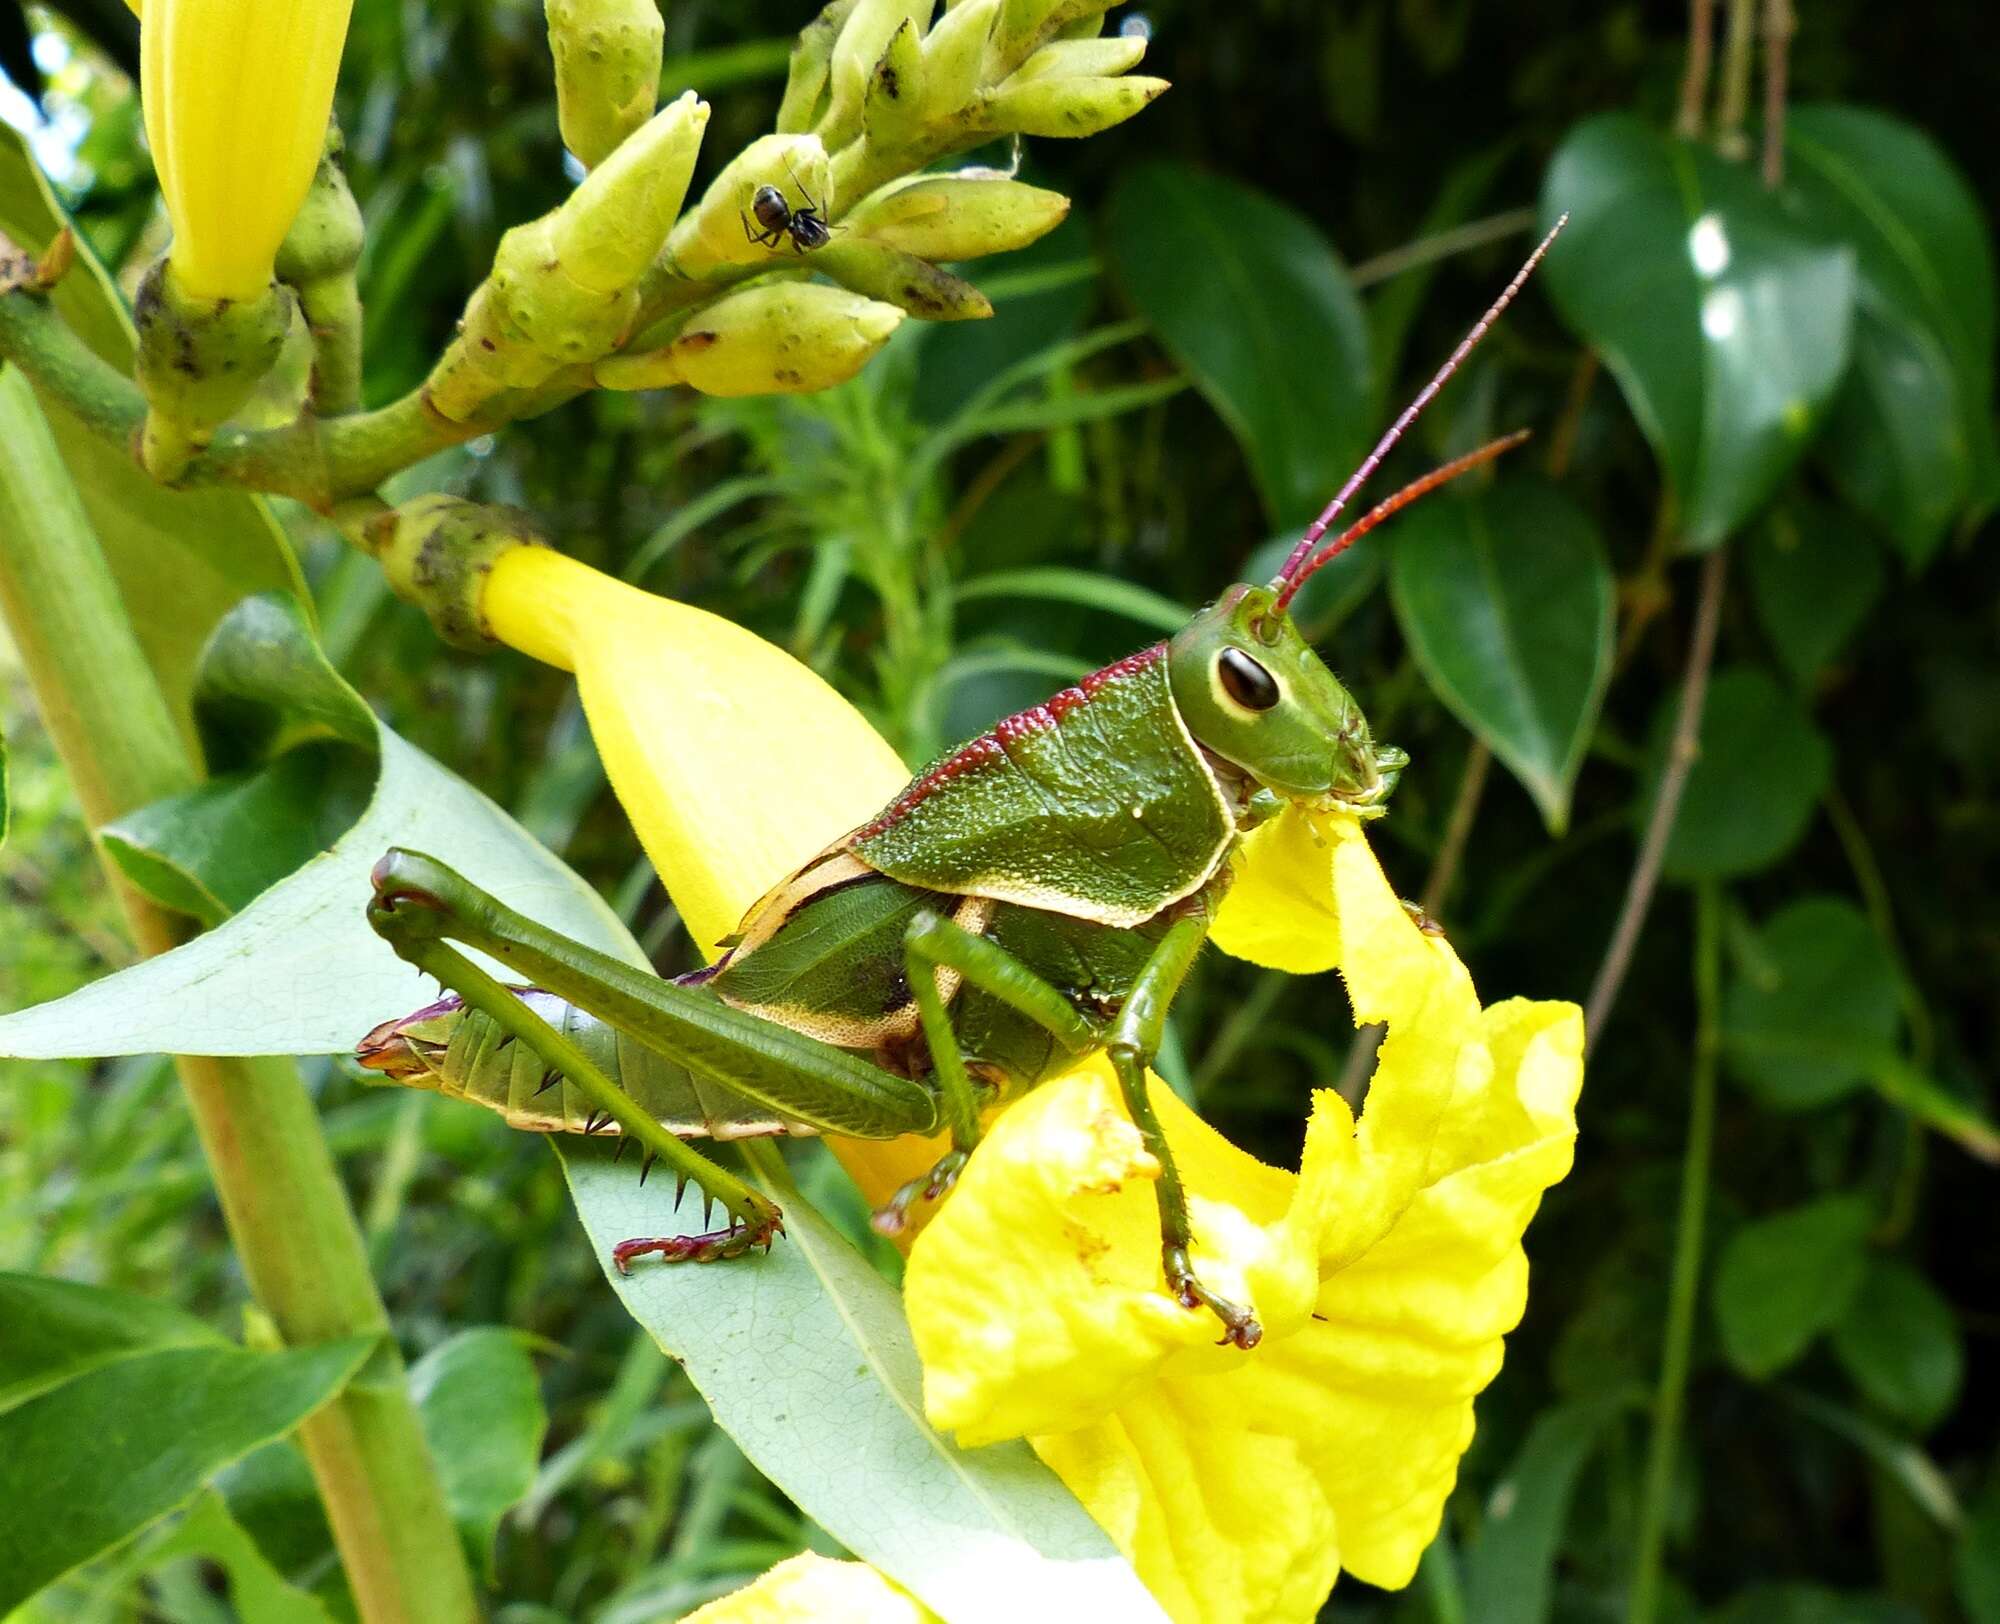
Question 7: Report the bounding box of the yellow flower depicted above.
[140,0,356,301]
[683,1551,937,1623]
[479,546,1585,1622]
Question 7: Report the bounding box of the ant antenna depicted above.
[1271,213,1569,596]
[1271,431,1531,613]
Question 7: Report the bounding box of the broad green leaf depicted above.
[955,566,1191,634]
[1713,1195,1872,1379]
[1540,114,1856,549]
[0,121,306,747]
[409,1329,548,1580]
[562,1143,1168,1624]
[1462,1392,1634,1624]
[1746,501,1886,684]
[1722,896,1901,1111]
[0,595,640,1058]
[1105,162,1371,525]
[1387,478,1613,832]
[1831,1259,1963,1432]
[0,1272,221,1415]
[0,1334,371,1615]
[143,1491,335,1624]
[1787,105,1998,563]
[1647,666,1832,881]
[1957,1481,2000,1624]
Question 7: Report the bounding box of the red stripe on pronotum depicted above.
[1271,213,1569,602]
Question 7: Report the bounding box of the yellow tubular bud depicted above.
[988,0,1103,73]
[664,282,904,397]
[846,175,1068,261]
[143,0,358,304]
[1003,34,1145,83]
[981,73,1168,138]
[546,0,665,168]
[685,1553,939,1623]
[819,0,925,151]
[919,0,998,117]
[860,18,928,149]
[553,90,709,293]
[813,236,992,320]
[665,133,832,279]
[775,0,857,134]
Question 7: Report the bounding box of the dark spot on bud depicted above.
[879,65,900,98]
[679,330,719,351]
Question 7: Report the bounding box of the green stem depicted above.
[1713,0,1758,156]
[1628,882,1722,1624]
[0,371,477,1624]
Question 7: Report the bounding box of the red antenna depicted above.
[1271,213,1569,606]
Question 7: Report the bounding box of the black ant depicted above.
[742,178,832,254]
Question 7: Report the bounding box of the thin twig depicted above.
[1584,546,1728,1052]
[1348,208,1541,289]
[1761,0,1795,186]
[1675,0,1717,138]
[1545,350,1600,482]
[1713,0,1758,157]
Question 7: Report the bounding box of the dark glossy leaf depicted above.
[1105,162,1371,525]
[1648,666,1832,881]
[1831,1259,1963,1432]
[1787,105,1997,562]
[1540,114,1856,548]
[0,1335,371,1614]
[1714,1195,1872,1378]
[0,121,306,747]
[1722,896,1901,1110]
[1388,478,1613,832]
[0,1272,220,1415]
[1746,501,1887,684]
[1462,1392,1633,1624]
[410,1329,547,1581]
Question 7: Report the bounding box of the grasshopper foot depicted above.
[1165,1245,1263,1350]
[613,1203,783,1271]
[870,1149,970,1237]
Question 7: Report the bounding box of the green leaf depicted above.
[1540,114,1856,548]
[409,1329,548,1581]
[1746,501,1886,684]
[1830,1259,1963,1432]
[1461,1392,1634,1624]
[1647,666,1832,881]
[562,1143,1168,1622]
[1707,1584,1922,1624]
[955,566,1191,634]
[1105,162,1371,525]
[0,595,641,1058]
[1777,1385,1960,1530]
[1722,896,1901,1111]
[1956,1480,2000,1624]
[0,121,306,747]
[1786,105,1998,563]
[1387,478,1613,832]
[144,1491,336,1624]
[0,1272,221,1415]
[1713,1195,1872,1379]
[0,1333,371,1614]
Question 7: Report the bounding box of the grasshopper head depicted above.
[1167,584,1406,815]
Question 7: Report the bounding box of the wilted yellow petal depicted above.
[483,547,908,959]
[683,1551,938,1623]
[144,0,356,301]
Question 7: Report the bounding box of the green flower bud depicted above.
[982,72,1167,138]
[1003,34,1145,83]
[846,175,1067,260]
[990,0,1113,75]
[917,0,999,119]
[776,0,858,134]
[555,90,709,293]
[359,494,545,650]
[640,282,904,397]
[275,128,367,415]
[666,133,832,279]
[547,0,666,168]
[133,258,294,479]
[859,18,927,150]
[820,0,924,151]
[813,236,992,321]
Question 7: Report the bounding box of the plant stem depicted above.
[1628,882,1721,1624]
[0,371,476,1624]
[1585,545,1727,1053]
[1713,0,1758,157]
[1675,0,1717,138]
[1761,0,1795,186]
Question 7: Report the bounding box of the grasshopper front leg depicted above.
[366,850,940,1268]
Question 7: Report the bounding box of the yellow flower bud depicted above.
[846,175,1069,261]
[819,0,925,150]
[858,17,927,150]
[990,0,1113,73]
[682,1552,938,1624]
[775,0,856,134]
[140,0,357,304]
[553,90,710,294]
[982,72,1169,139]
[546,0,665,168]
[1004,34,1147,83]
[647,282,905,397]
[667,133,833,279]
[814,236,992,320]
[916,0,998,119]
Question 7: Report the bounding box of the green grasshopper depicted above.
[358,223,1564,1348]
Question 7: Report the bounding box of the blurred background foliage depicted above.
[1,0,1996,1620]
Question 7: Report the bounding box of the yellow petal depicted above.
[482,547,908,959]
[683,1552,938,1623]
[145,0,356,301]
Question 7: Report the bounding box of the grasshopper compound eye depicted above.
[1217,647,1279,712]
